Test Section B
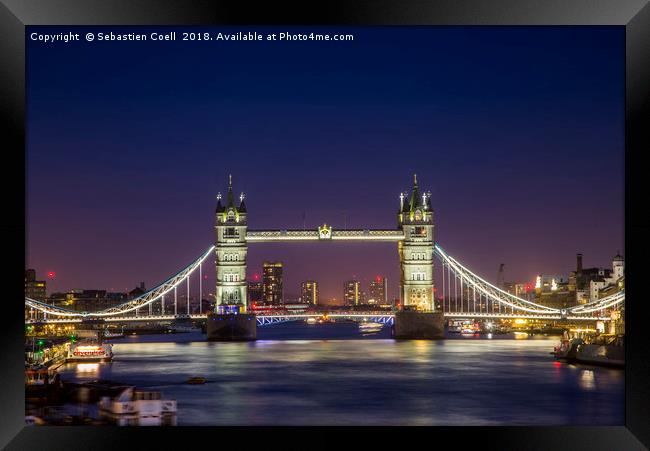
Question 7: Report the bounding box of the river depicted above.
[56,322,624,425]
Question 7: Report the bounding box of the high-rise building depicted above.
[25,269,47,301]
[263,261,283,305]
[344,280,361,306]
[248,281,264,305]
[368,276,388,305]
[300,280,318,305]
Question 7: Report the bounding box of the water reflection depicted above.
[57,325,623,426]
[75,363,99,375]
[579,369,597,391]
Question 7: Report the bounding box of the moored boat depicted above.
[67,342,113,362]
[552,330,624,368]
[358,321,383,334]
[102,326,124,339]
[575,334,624,368]
[98,387,177,426]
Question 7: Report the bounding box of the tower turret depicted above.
[215,193,224,213]
[239,192,247,213]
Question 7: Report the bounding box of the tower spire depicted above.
[409,174,421,212]
[226,174,235,208]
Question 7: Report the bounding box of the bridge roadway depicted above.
[25,311,610,325]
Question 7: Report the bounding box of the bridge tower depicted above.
[214,175,248,313]
[398,174,435,311]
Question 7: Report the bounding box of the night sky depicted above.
[26,26,624,301]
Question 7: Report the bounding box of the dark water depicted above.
[57,322,624,425]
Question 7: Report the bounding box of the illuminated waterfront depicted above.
[56,323,624,426]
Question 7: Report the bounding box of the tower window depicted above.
[224,228,238,238]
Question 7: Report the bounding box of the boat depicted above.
[460,327,477,334]
[103,326,124,339]
[306,318,317,324]
[575,334,624,368]
[98,387,177,426]
[553,337,582,360]
[186,376,207,385]
[553,331,624,368]
[358,321,383,334]
[67,342,113,362]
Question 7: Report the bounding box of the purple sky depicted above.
[26,26,624,301]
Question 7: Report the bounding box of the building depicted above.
[263,261,283,305]
[25,269,47,301]
[534,274,574,309]
[50,289,128,312]
[300,280,318,305]
[398,174,434,311]
[368,276,388,306]
[214,176,248,313]
[344,280,362,306]
[319,297,344,307]
[128,282,146,299]
[514,283,533,300]
[247,281,264,306]
[569,253,624,303]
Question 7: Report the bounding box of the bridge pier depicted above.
[393,310,444,339]
[206,313,256,341]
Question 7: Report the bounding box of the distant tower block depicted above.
[398,174,435,311]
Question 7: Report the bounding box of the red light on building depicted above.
[375,275,382,283]
[253,273,260,281]
[47,271,55,279]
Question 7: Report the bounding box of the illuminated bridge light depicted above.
[24,243,623,323]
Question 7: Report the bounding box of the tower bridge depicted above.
[24,176,624,338]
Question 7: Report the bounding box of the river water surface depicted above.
[57,322,624,425]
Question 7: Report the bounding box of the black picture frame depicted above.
[1,1,648,449]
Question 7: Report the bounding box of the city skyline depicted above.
[26,27,623,300]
